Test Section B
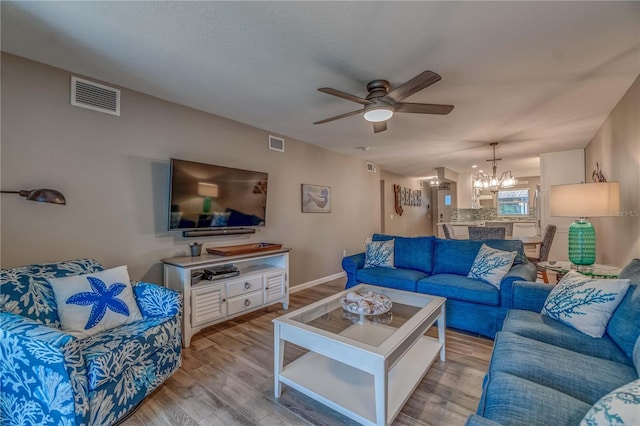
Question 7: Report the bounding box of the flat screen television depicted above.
[168,158,268,231]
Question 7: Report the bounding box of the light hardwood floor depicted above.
[123,278,494,426]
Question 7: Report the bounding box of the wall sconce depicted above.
[1,188,66,205]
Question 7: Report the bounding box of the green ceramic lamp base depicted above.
[568,219,596,266]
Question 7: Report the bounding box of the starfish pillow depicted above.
[49,265,143,338]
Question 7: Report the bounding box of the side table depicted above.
[538,261,621,282]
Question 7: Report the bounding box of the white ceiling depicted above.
[2,1,639,179]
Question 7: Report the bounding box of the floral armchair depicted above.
[0,258,182,426]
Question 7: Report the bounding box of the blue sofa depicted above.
[341,234,537,338]
[466,258,640,426]
[0,258,182,426]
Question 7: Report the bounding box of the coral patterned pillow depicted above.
[467,244,517,289]
[49,266,143,338]
[580,379,640,426]
[364,240,395,268]
[542,270,630,338]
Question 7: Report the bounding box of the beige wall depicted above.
[0,53,381,286]
[585,75,640,266]
[380,171,432,236]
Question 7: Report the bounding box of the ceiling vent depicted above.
[268,135,285,152]
[71,76,120,116]
[366,162,375,173]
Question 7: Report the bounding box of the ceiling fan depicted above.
[314,70,454,134]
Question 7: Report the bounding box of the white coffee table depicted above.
[273,284,446,426]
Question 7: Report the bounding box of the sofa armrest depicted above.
[133,281,182,318]
[0,311,89,425]
[512,280,554,312]
[499,261,537,308]
[342,253,366,288]
[464,414,504,426]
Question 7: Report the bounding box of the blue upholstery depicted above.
[476,372,591,426]
[355,267,426,292]
[503,309,631,365]
[372,234,435,274]
[470,259,640,426]
[342,235,536,338]
[417,274,499,305]
[0,260,182,426]
[489,332,637,404]
[607,258,640,359]
[432,239,527,276]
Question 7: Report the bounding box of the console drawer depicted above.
[227,291,263,316]
[226,275,263,298]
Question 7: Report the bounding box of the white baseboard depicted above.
[290,272,346,293]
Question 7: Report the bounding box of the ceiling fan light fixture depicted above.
[363,106,393,123]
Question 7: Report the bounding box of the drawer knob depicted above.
[244,299,251,307]
[244,282,251,290]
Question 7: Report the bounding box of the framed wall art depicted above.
[301,184,331,213]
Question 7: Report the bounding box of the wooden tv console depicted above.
[162,248,290,347]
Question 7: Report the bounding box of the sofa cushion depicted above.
[417,274,500,305]
[489,332,638,404]
[541,271,630,338]
[0,258,104,328]
[49,266,143,339]
[356,267,426,292]
[503,309,631,365]
[467,244,517,289]
[478,371,591,426]
[432,239,526,276]
[579,379,640,426]
[364,240,395,268]
[78,316,179,391]
[607,259,640,359]
[372,234,435,274]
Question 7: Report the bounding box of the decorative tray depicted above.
[340,290,392,315]
[206,243,282,256]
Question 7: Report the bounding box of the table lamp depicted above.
[197,182,218,213]
[550,182,620,270]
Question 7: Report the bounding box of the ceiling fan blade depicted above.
[318,88,372,105]
[313,109,362,125]
[394,102,454,115]
[373,121,387,133]
[386,70,441,101]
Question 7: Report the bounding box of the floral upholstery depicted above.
[0,259,182,426]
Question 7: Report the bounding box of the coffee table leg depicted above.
[274,324,284,397]
[438,306,446,361]
[374,362,387,426]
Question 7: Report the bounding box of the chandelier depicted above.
[429,177,441,187]
[473,142,517,193]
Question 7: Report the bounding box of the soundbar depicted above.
[183,228,256,237]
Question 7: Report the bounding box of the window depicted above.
[497,189,529,216]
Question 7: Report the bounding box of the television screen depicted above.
[169,158,268,230]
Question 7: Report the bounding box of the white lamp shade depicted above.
[550,182,620,218]
[197,182,219,198]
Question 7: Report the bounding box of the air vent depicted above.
[269,135,285,152]
[71,76,120,116]
[366,162,375,173]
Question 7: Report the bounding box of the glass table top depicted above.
[538,261,621,278]
[286,285,439,348]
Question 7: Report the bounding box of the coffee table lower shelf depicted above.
[278,336,442,426]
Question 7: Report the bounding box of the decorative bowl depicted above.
[340,290,392,315]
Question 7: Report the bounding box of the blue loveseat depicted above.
[0,258,182,426]
[466,258,640,426]
[342,234,537,338]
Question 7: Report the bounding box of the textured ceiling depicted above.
[2,1,639,178]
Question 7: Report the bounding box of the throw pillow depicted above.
[467,243,517,288]
[541,270,630,338]
[579,379,640,426]
[211,211,231,226]
[49,265,143,339]
[364,239,395,268]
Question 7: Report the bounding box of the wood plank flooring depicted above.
[123,279,494,426]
